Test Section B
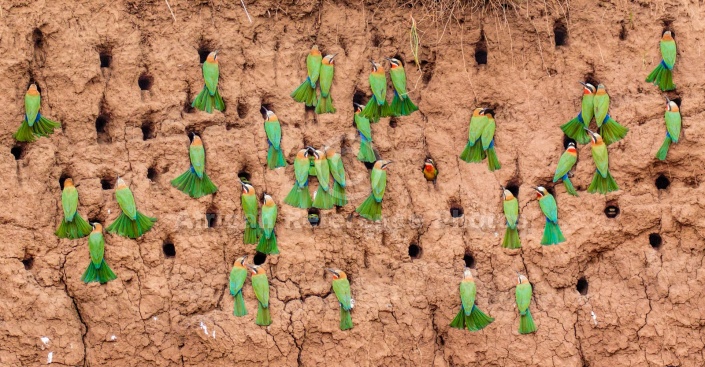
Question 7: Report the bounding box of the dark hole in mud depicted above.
[253,252,267,265]
[138,74,153,90]
[22,256,34,270]
[11,145,24,160]
[463,253,475,268]
[408,244,421,259]
[649,233,662,249]
[554,20,568,46]
[604,205,619,218]
[450,206,464,218]
[307,208,320,227]
[576,277,588,295]
[163,242,176,258]
[655,174,670,190]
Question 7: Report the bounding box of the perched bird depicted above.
[646,31,676,91]
[656,98,681,161]
[422,158,438,183]
[312,149,334,210]
[291,45,322,107]
[171,134,218,198]
[449,268,495,332]
[315,54,336,114]
[355,103,376,163]
[257,194,279,255]
[81,223,117,284]
[55,178,92,239]
[593,84,628,145]
[192,51,225,113]
[481,110,501,172]
[502,188,520,249]
[106,177,157,239]
[356,160,392,221]
[13,84,61,142]
[460,108,488,163]
[248,264,272,326]
[553,142,579,196]
[325,146,347,206]
[229,255,248,317]
[515,273,537,334]
[326,268,354,330]
[387,57,418,116]
[240,181,260,244]
[561,82,595,144]
[263,108,287,169]
[534,186,565,245]
[361,60,390,123]
[284,148,313,209]
[587,131,619,194]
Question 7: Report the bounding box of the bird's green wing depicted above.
[229,267,247,295]
[189,144,205,178]
[319,64,334,96]
[468,115,488,143]
[88,232,105,267]
[660,39,676,69]
[591,144,610,178]
[294,156,310,187]
[264,120,282,150]
[332,278,353,311]
[481,119,496,150]
[328,155,346,186]
[369,72,387,104]
[115,186,137,219]
[315,158,331,189]
[61,186,78,221]
[503,197,519,229]
[252,274,270,307]
[581,94,594,125]
[665,111,681,143]
[370,168,387,202]
[25,93,40,125]
[242,195,258,228]
[539,194,558,223]
[203,61,220,96]
[389,67,408,95]
[307,53,323,84]
[459,281,477,316]
[593,94,609,126]
[355,114,372,141]
[515,283,532,314]
[261,204,277,238]
[553,151,577,181]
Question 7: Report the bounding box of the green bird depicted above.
[481,110,501,172]
[14,84,61,142]
[587,131,619,194]
[291,45,322,107]
[501,188,520,249]
[356,160,392,221]
[552,142,579,196]
[325,146,347,207]
[515,273,537,334]
[561,82,595,144]
[326,268,354,331]
[534,186,565,245]
[192,51,225,113]
[593,84,628,145]
[263,108,287,169]
[248,264,272,326]
[460,108,488,164]
[229,255,249,317]
[256,194,279,255]
[315,54,337,114]
[361,60,391,123]
[284,148,313,209]
[449,268,495,332]
[171,134,218,198]
[387,57,418,116]
[240,182,260,244]
[656,98,681,161]
[106,177,157,239]
[646,31,676,91]
[355,103,376,163]
[55,178,92,239]
[81,223,117,284]
[312,148,335,210]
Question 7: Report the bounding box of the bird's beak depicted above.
[664,95,671,103]
[369,59,376,67]
[247,264,257,271]
[579,81,588,88]
[214,50,219,56]
[330,54,338,61]
[261,105,269,114]
[242,255,248,263]
[325,268,338,276]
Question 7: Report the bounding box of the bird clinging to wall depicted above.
[646,30,677,91]
[192,51,225,113]
[449,268,494,332]
[291,45,322,107]
[14,84,61,142]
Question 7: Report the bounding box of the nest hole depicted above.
[147,167,159,181]
[576,277,588,295]
[21,256,34,270]
[584,73,599,88]
[141,121,155,140]
[604,202,620,218]
[58,173,71,190]
[450,205,464,218]
[463,253,475,268]
[11,145,24,160]
[237,99,248,119]
[100,176,115,190]
[198,47,212,64]
[553,20,568,47]
[619,23,628,41]
[138,74,153,91]
[363,161,376,170]
[32,29,43,48]
[237,170,251,183]
[205,211,218,228]
[474,31,488,65]
[563,134,577,149]
[162,241,176,258]
[649,233,662,249]
[655,174,670,190]
[408,243,421,259]
[504,181,520,197]
[260,102,274,118]
[96,115,111,144]
[352,90,366,107]
[389,118,398,128]
[308,208,321,227]
[99,51,112,68]
[670,97,682,108]
[253,252,267,265]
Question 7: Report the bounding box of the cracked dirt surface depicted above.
[1,0,705,366]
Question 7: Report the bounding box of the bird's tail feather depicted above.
[243,223,260,244]
[356,194,382,221]
[560,115,591,144]
[256,303,272,326]
[361,95,389,123]
[358,138,376,163]
[390,92,418,117]
[486,145,501,172]
[449,308,467,329]
[284,184,312,209]
[56,212,93,239]
[13,119,37,142]
[587,170,619,194]
[291,78,317,107]
[562,175,579,196]
[331,181,347,207]
[315,94,336,114]
[256,232,279,255]
[267,145,287,169]
[312,186,335,209]
[459,139,485,163]
[106,211,157,239]
[646,62,675,91]
[81,259,117,284]
[656,135,672,161]
[467,305,495,331]
[541,220,565,245]
[598,116,629,145]
[519,308,537,334]
[233,291,248,317]
[171,167,218,198]
[339,308,353,330]
[502,226,521,249]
